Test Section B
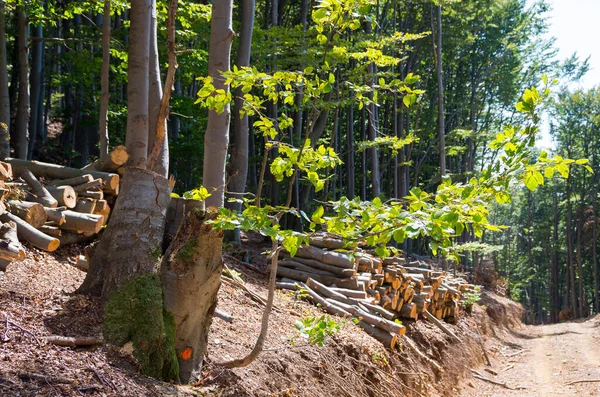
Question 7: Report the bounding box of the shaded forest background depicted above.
[0,0,597,325]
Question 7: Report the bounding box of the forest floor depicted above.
[0,232,537,397]
[461,315,600,396]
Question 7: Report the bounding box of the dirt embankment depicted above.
[0,236,523,397]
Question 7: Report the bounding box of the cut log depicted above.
[0,213,59,251]
[357,301,395,321]
[330,287,367,299]
[277,267,358,289]
[328,299,406,336]
[57,232,96,246]
[44,206,66,225]
[77,190,103,200]
[306,278,357,306]
[280,253,356,277]
[94,199,109,213]
[74,255,89,271]
[39,225,62,237]
[278,260,339,277]
[73,178,103,192]
[357,321,397,349]
[83,145,129,172]
[0,221,25,261]
[60,211,104,234]
[46,186,77,208]
[308,235,348,250]
[74,199,96,214]
[4,158,119,191]
[19,169,58,208]
[7,200,47,228]
[297,282,352,317]
[400,302,418,319]
[0,161,12,180]
[48,174,94,187]
[43,335,101,347]
[293,245,355,269]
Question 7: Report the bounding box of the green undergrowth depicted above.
[103,274,179,381]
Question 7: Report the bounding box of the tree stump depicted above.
[162,209,223,383]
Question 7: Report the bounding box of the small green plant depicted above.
[462,286,482,315]
[293,314,341,347]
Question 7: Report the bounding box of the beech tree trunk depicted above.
[125,0,151,168]
[225,0,254,243]
[203,0,234,208]
[15,6,29,159]
[434,4,446,177]
[147,0,169,177]
[99,0,111,162]
[0,0,10,159]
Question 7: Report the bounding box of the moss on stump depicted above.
[103,274,179,381]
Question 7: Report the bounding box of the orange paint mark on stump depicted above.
[180,347,193,360]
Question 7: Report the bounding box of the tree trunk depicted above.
[125,0,151,168]
[551,190,560,323]
[99,0,111,163]
[147,0,169,177]
[346,104,355,199]
[203,0,234,208]
[162,210,222,383]
[566,176,578,318]
[15,6,29,159]
[28,22,43,160]
[434,4,445,177]
[0,0,10,159]
[225,0,254,243]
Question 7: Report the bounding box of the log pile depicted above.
[0,155,124,267]
[276,233,480,347]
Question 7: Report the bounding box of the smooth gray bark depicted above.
[0,0,10,158]
[203,0,234,208]
[28,22,43,159]
[225,0,255,243]
[15,6,30,159]
[148,0,169,177]
[434,4,446,177]
[125,0,151,168]
[99,0,111,163]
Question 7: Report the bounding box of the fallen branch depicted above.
[6,318,41,347]
[565,379,600,386]
[44,335,102,347]
[423,310,460,343]
[18,372,75,384]
[214,308,234,323]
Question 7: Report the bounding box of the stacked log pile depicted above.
[0,154,124,269]
[276,234,479,348]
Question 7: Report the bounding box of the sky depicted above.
[536,0,600,149]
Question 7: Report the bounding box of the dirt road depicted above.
[461,316,600,396]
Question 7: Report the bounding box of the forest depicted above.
[0,0,598,392]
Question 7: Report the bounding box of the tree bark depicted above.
[147,0,169,177]
[28,22,43,159]
[162,210,222,383]
[225,0,254,243]
[148,0,178,175]
[125,0,151,168]
[15,6,30,159]
[0,0,10,159]
[203,0,234,208]
[551,190,560,323]
[99,0,111,163]
[434,4,445,177]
